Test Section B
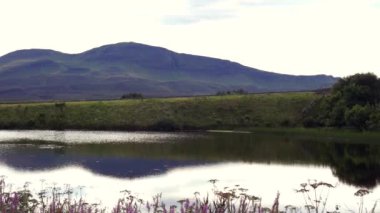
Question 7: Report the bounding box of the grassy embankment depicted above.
[0,92,316,131]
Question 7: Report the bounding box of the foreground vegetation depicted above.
[0,92,315,131]
[0,178,376,213]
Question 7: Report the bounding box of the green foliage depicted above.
[333,73,380,106]
[302,73,380,130]
[328,99,347,127]
[345,105,372,130]
[367,109,380,129]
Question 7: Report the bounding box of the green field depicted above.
[0,92,317,130]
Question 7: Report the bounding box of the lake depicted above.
[0,130,379,212]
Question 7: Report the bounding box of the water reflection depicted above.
[0,130,379,188]
[0,144,212,178]
[0,130,192,144]
[329,143,380,187]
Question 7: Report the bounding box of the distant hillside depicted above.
[0,42,337,101]
[0,93,316,130]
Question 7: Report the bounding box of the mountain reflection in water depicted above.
[0,130,379,188]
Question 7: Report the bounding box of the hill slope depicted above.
[0,93,316,130]
[0,42,337,101]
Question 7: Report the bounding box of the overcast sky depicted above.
[1,0,379,77]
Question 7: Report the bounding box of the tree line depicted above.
[302,73,380,130]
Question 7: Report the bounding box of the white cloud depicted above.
[0,0,379,77]
[163,10,235,25]
[240,0,313,7]
[163,0,235,24]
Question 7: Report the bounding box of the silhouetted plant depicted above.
[0,178,379,213]
[120,93,144,100]
[216,89,248,96]
[295,180,335,213]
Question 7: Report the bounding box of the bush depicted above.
[215,89,248,96]
[302,117,322,128]
[344,105,371,130]
[121,93,144,99]
[150,118,179,131]
[302,73,380,130]
[367,110,380,130]
[280,119,291,127]
[327,100,347,127]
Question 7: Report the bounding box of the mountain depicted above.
[0,42,337,101]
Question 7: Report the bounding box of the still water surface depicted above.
[0,130,379,211]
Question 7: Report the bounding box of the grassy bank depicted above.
[0,92,317,131]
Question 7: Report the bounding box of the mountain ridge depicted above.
[0,42,337,101]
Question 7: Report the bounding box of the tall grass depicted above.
[0,178,377,213]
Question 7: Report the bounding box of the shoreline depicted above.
[0,127,379,142]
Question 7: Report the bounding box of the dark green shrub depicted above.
[37,113,46,126]
[121,93,144,99]
[54,102,66,113]
[280,119,291,127]
[344,105,371,130]
[25,120,36,128]
[215,89,248,96]
[150,118,179,131]
[303,73,380,130]
[215,119,223,126]
[367,110,380,130]
[327,100,347,127]
[302,116,322,128]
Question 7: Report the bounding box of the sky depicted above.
[0,0,380,77]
